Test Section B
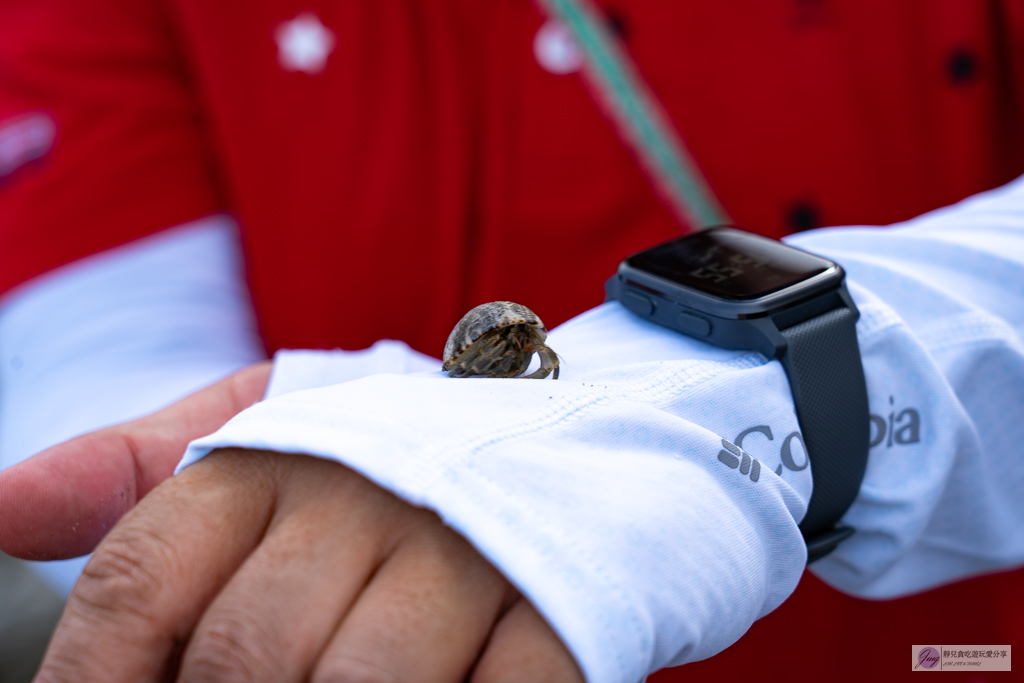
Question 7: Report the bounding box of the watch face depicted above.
[625,227,834,301]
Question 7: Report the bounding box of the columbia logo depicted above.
[717,438,761,482]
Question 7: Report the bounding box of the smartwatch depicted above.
[606,226,869,562]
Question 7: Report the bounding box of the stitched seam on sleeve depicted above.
[398,353,765,487]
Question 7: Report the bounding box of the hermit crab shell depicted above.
[443,301,546,366]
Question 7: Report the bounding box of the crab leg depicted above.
[522,344,560,380]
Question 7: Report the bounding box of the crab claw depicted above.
[522,343,560,380]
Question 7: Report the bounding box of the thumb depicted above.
[0,361,272,560]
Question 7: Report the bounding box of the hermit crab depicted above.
[442,301,560,379]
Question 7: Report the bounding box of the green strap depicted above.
[536,0,730,230]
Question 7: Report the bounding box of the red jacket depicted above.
[2,0,1022,678]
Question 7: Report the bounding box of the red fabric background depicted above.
[2,1,1022,679]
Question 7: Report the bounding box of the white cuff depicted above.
[265,342,441,399]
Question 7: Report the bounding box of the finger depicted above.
[471,598,585,683]
[35,448,277,683]
[0,362,270,559]
[312,513,514,683]
[177,456,401,682]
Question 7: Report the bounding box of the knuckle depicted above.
[183,614,280,683]
[72,524,178,620]
[313,657,398,683]
[33,653,88,683]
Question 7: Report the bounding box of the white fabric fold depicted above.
[180,176,1024,682]
[264,342,441,399]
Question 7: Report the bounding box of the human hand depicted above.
[0,363,582,682]
[35,448,583,682]
[0,361,273,560]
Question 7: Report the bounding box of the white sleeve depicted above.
[0,215,267,472]
[178,177,1024,683]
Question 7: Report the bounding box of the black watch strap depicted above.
[778,305,870,563]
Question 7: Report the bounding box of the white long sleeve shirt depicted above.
[2,178,1023,680]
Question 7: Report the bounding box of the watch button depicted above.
[677,312,712,337]
[623,292,655,316]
